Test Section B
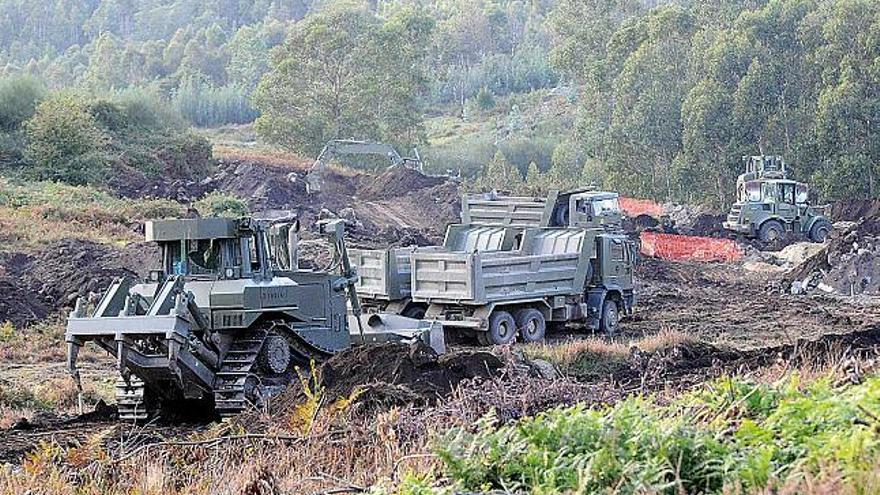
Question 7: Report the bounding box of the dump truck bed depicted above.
[349,247,416,300]
[411,229,591,305]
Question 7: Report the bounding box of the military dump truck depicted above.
[65,217,443,420]
[351,189,636,345]
[724,155,832,243]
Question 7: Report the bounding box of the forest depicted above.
[0,0,877,206]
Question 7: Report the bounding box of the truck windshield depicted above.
[592,198,620,216]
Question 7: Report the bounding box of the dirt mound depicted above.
[831,199,880,222]
[20,239,156,313]
[207,158,309,211]
[320,342,503,407]
[786,219,880,295]
[623,214,659,233]
[358,166,446,201]
[0,276,49,327]
[687,213,726,237]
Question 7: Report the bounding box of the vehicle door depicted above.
[776,182,798,223]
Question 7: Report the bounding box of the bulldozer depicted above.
[723,155,832,243]
[65,216,443,420]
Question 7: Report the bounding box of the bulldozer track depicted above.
[115,376,148,421]
[213,327,269,418]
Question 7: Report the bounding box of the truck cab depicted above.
[565,191,624,231]
[724,155,831,242]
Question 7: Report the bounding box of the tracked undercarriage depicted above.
[66,217,444,421]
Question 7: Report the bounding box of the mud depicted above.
[0,240,158,326]
[831,198,880,222]
[627,258,880,350]
[357,166,446,202]
[320,342,503,405]
[606,324,880,391]
[0,276,49,327]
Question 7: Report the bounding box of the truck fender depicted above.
[804,215,828,233]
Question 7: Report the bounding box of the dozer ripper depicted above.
[66,217,443,420]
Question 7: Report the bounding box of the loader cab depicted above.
[146,218,279,282]
[736,179,811,223]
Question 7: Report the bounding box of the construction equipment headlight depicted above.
[225,268,235,279]
[148,270,162,282]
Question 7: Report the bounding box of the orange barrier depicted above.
[640,231,743,263]
[620,197,665,218]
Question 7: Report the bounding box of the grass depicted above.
[0,321,113,426]
[212,144,312,171]
[525,330,695,381]
[0,343,877,494]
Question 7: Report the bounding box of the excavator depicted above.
[306,139,422,193]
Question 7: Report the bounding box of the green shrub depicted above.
[0,75,44,132]
[23,93,110,185]
[474,86,495,110]
[195,191,250,218]
[434,375,880,494]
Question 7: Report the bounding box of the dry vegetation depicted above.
[0,178,184,250]
[0,340,876,494]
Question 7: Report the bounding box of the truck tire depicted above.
[758,220,784,242]
[809,219,832,243]
[487,311,516,345]
[514,309,546,343]
[600,299,619,336]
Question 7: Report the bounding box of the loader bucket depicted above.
[640,231,743,263]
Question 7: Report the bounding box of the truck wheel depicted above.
[402,305,427,319]
[600,300,619,336]
[809,220,832,243]
[514,309,546,343]
[758,220,784,242]
[487,311,516,345]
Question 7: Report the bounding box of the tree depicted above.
[0,75,44,132]
[476,150,523,192]
[523,161,544,195]
[23,93,109,185]
[812,0,880,198]
[254,5,433,156]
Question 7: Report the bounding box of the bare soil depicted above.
[627,258,880,350]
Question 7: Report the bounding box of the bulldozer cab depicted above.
[148,218,299,282]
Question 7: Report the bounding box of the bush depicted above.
[0,75,44,132]
[433,375,880,494]
[474,86,495,110]
[23,93,109,185]
[195,191,250,218]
